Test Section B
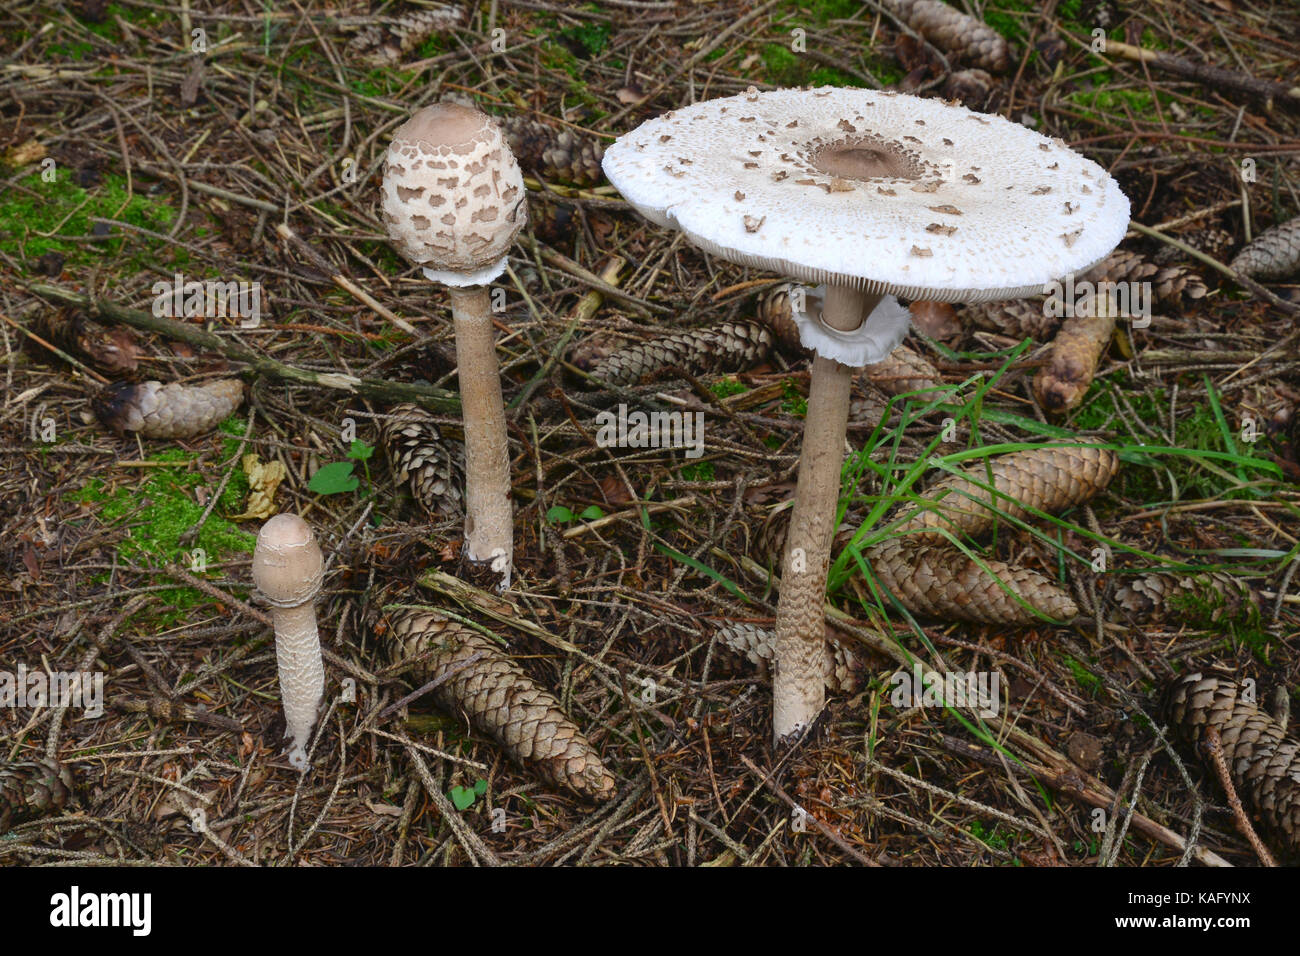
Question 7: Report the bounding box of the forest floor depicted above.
[1,0,1298,866]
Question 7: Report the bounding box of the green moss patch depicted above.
[0,167,178,270]
[67,420,256,573]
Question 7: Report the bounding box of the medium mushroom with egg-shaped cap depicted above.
[381,102,527,589]
[253,513,326,770]
[602,86,1129,744]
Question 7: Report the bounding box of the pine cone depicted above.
[863,342,944,399]
[715,622,860,693]
[380,607,616,801]
[1230,217,1300,281]
[755,282,806,353]
[1164,672,1300,856]
[882,0,1012,72]
[0,757,75,833]
[379,403,464,517]
[498,115,604,187]
[867,540,1077,623]
[1083,249,1207,306]
[942,68,997,111]
[1153,227,1235,265]
[1033,305,1116,414]
[848,389,893,428]
[32,308,141,373]
[962,298,1060,340]
[92,379,244,439]
[345,6,465,66]
[568,332,625,372]
[897,445,1118,540]
[1114,570,1254,620]
[759,501,1076,623]
[756,502,858,572]
[590,320,774,386]
[528,197,577,248]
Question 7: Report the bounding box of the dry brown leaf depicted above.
[3,138,46,168]
[230,454,286,520]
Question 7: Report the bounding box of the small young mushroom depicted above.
[603,87,1129,744]
[252,513,325,770]
[381,102,527,589]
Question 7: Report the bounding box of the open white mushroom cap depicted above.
[382,102,527,287]
[602,87,1130,303]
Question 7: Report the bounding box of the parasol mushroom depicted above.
[253,513,326,770]
[602,86,1129,743]
[381,102,527,589]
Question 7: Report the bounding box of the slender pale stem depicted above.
[272,603,324,771]
[772,286,881,744]
[449,285,513,589]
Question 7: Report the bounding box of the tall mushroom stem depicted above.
[773,285,881,744]
[449,284,513,588]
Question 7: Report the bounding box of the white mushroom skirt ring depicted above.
[602,86,1129,744]
[792,288,912,368]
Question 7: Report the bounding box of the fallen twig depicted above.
[23,282,461,413]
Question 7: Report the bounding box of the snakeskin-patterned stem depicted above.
[773,286,880,744]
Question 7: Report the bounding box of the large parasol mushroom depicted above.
[602,86,1129,744]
